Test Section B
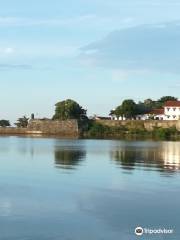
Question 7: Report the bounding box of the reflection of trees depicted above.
[54,148,86,170]
[111,142,180,175]
[112,149,136,170]
[160,142,180,174]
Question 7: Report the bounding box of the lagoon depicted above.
[0,137,180,240]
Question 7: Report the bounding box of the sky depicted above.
[1,0,180,123]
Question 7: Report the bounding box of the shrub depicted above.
[88,122,110,137]
[153,127,178,140]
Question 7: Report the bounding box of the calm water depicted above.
[0,137,180,240]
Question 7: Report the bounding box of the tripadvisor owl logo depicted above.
[135,227,144,236]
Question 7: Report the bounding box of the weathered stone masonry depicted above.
[0,119,79,137]
[96,120,180,131]
[0,119,180,137]
[27,119,79,136]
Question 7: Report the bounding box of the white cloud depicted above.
[0,15,136,31]
[111,69,150,82]
[111,70,129,82]
[0,47,15,55]
[0,64,32,70]
[0,15,101,27]
[80,21,180,74]
[4,47,14,54]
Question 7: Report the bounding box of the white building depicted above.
[163,101,180,120]
[111,100,180,121]
[147,108,165,120]
[111,115,126,121]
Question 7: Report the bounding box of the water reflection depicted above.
[54,147,86,170]
[112,150,136,170]
[111,142,180,174]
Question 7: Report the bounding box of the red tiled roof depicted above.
[150,108,164,115]
[164,101,180,107]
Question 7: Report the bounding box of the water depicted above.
[0,136,180,240]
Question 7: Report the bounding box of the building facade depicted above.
[111,100,180,121]
[163,101,180,120]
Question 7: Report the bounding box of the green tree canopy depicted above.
[111,96,178,118]
[112,99,137,119]
[0,120,10,127]
[15,116,29,128]
[121,99,137,119]
[136,101,150,115]
[53,99,87,120]
[158,96,178,104]
[144,96,178,109]
[113,105,123,117]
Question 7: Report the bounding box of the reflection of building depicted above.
[111,142,180,173]
[160,142,180,170]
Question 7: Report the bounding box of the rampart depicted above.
[96,120,180,131]
[0,119,79,137]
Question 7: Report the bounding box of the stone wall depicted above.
[96,119,180,132]
[0,127,28,135]
[0,119,79,137]
[1,119,179,137]
[27,119,79,136]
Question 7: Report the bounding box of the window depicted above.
[167,108,170,111]
[173,108,176,111]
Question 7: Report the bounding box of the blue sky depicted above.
[0,0,180,123]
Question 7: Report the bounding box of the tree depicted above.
[0,120,10,127]
[121,99,137,119]
[143,98,161,110]
[158,96,178,104]
[113,99,137,119]
[144,99,153,105]
[114,105,124,117]
[15,116,29,128]
[136,101,150,115]
[53,99,87,120]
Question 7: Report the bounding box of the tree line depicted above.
[110,96,177,119]
[0,96,178,127]
[0,116,29,128]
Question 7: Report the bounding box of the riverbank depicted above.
[0,119,79,138]
[1,119,180,141]
[84,120,180,140]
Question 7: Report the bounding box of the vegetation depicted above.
[0,120,10,127]
[15,116,29,128]
[152,127,178,140]
[111,99,137,119]
[53,99,87,120]
[85,120,180,140]
[111,96,178,118]
[86,121,127,138]
[0,96,179,140]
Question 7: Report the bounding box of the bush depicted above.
[88,122,111,137]
[87,121,127,137]
[152,127,178,140]
[127,128,147,135]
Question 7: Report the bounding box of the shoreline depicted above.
[0,132,180,141]
[1,118,180,141]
